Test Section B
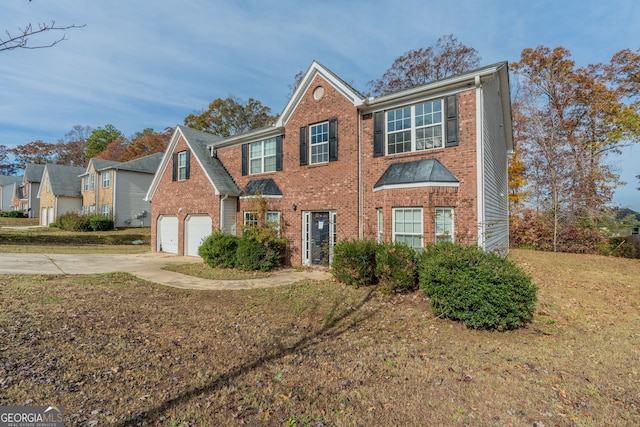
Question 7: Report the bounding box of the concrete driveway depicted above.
[0,252,332,290]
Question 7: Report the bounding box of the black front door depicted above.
[311,211,330,265]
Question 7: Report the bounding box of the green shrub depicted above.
[375,242,418,294]
[235,235,268,271]
[89,215,114,231]
[56,212,91,231]
[607,236,639,259]
[198,232,239,269]
[242,227,286,270]
[419,243,537,331]
[7,211,24,218]
[331,239,378,288]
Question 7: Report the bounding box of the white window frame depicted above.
[101,204,111,216]
[392,207,423,250]
[89,174,95,190]
[386,99,444,155]
[102,171,111,188]
[244,211,281,233]
[177,151,187,181]
[83,177,88,191]
[249,138,277,174]
[435,208,454,243]
[377,208,384,243]
[310,121,329,164]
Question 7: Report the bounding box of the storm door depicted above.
[302,211,336,266]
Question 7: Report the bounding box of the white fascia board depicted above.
[239,195,283,200]
[277,61,365,127]
[208,126,285,150]
[373,182,460,192]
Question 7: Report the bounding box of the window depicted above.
[377,208,384,243]
[83,175,95,191]
[244,211,281,234]
[102,171,111,188]
[249,138,277,174]
[386,99,443,154]
[310,122,329,164]
[46,177,51,193]
[393,208,423,250]
[177,151,187,181]
[435,208,454,243]
[101,204,111,216]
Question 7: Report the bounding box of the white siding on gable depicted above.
[481,74,510,255]
[114,170,154,227]
[221,196,237,235]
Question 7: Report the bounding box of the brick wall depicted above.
[150,135,219,254]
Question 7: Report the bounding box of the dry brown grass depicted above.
[1,250,639,426]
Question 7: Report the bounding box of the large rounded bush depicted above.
[375,241,418,294]
[235,235,268,271]
[331,239,378,288]
[198,232,239,269]
[419,243,537,330]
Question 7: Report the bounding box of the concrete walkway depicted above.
[0,252,332,290]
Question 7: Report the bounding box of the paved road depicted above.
[0,252,332,290]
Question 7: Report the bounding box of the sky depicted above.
[1,0,639,210]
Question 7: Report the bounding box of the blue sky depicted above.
[1,0,638,210]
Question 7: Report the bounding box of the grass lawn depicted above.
[1,250,639,426]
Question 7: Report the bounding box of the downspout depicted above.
[358,111,363,239]
[220,194,228,233]
[475,75,485,249]
[112,170,117,225]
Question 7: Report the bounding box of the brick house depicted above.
[146,61,513,265]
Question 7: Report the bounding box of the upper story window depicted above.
[250,138,277,174]
[172,150,190,182]
[84,174,95,191]
[310,122,329,164]
[387,99,443,154]
[102,171,111,188]
[373,94,458,158]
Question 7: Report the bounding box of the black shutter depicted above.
[241,143,248,176]
[299,126,308,166]
[172,153,177,181]
[185,150,191,179]
[445,94,459,147]
[373,111,384,157]
[275,135,283,171]
[328,118,338,162]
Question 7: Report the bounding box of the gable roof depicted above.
[41,164,85,197]
[146,125,240,201]
[81,158,120,176]
[24,163,45,183]
[374,159,459,191]
[0,175,22,187]
[97,152,163,174]
[277,61,366,127]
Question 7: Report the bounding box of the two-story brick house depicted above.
[146,61,512,265]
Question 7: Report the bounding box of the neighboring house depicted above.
[81,153,162,227]
[12,163,45,217]
[37,164,86,226]
[0,175,23,212]
[146,61,513,263]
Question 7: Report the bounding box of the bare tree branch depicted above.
[0,21,85,53]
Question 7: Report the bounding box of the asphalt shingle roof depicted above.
[44,164,86,197]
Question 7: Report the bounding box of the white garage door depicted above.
[185,215,212,257]
[157,215,179,254]
[48,208,54,226]
[41,208,47,226]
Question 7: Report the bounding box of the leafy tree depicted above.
[93,138,128,161]
[10,140,57,169]
[119,127,172,161]
[0,144,18,176]
[85,124,124,159]
[0,20,84,53]
[184,97,277,137]
[511,46,640,251]
[368,34,481,95]
[54,124,92,166]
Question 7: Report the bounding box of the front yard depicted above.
[1,250,639,426]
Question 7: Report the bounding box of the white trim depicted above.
[239,195,282,200]
[373,182,459,192]
[475,75,486,249]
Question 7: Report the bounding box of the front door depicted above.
[303,211,336,266]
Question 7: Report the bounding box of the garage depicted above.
[157,215,179,254]
[185,214,212,257]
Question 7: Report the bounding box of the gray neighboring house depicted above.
[37,164,86,226]
[14,164,45,217]
[0,175,23,212]
[81,153,162,228]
